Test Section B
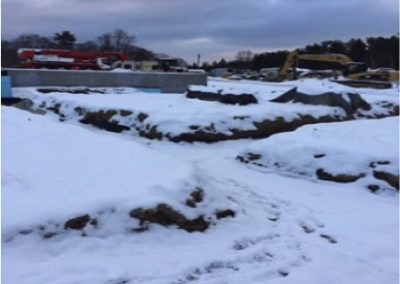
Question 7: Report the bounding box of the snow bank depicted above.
[238,117,399,191]
[11,87,347,143]
[2,107,236,235]
[10,78,398,143]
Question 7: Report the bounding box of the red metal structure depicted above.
[17,48,131,70]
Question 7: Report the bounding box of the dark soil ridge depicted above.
[37,87,106,95]
[4,188,236,241]
[21,99,346,142]
[186,90,258,105]
[11,97,399,143]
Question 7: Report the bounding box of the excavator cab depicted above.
[344,62,392,81]
[342,62,368,76]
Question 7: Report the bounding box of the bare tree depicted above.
[97,29,136,53]
[76,40,99,51]
[235,50,254,61]
[13,33,54,48]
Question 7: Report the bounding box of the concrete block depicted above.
[5,69,207,93]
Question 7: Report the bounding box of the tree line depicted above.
[2,31,399,71]
[193,35,399,71]
[1,29,156,67]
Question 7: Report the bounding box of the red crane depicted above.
[17,48,133,70]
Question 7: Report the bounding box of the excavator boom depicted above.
[278,50,354,80]
[276,49,398,88]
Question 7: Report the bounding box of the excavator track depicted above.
[332,79,393,89]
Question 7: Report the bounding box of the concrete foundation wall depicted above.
[5,69,207,93]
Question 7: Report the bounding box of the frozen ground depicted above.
[2,78,399,284]
[238,117,399,191]
[11,78,399,141]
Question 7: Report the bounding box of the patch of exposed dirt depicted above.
[37,88,105,94]
[79,110,130,133]
[129,204,210,233]
[186,90,258,105]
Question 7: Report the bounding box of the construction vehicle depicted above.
[17,48,135,71]
[272,49,399,86]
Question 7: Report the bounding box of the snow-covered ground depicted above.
[2,78,399,284]
[11,78,399,141]
[238,117,399,191]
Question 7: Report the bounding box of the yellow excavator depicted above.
[274,49,399,88]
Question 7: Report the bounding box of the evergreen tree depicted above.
[347,39,366,62]
[54,31,76,49]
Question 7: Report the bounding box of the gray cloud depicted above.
[2,0,398,62]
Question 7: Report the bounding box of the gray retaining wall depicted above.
[5,68,207,93]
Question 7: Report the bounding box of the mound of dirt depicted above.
[270,88,371,116]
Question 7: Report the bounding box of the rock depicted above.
[1,98,24,106]
[43,232,57,239]
[120,110,133,117]
[316,168,365,183]
[137,112,148,122]
[129,204,209,232]
[11,99,46,115]
[74,106,86,116]
[319,234,337,244]
[369,160,391,168]
[185,187,204,208]
[300,224,315,234]
[373,171,399,190]
[46,103,61,114]
[215,209,235,219]
[186,90,258,105]
[236,153,262,164]
[367,184,380,192]
[313,154,326,158]
[270,89,371,116]
[140,125,163,140]
[64,214,91,230]
[246,153,262,161]
[268,87,297,103]
[278,270,289,277]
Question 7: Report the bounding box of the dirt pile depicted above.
[270,88,371,116]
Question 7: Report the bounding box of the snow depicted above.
[238,117,399,188]
[13,84,348,136]
[2,77,399,284]
[13,76,399,139]
[1,107,234,233]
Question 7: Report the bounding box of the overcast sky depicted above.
[2,0,399,63]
